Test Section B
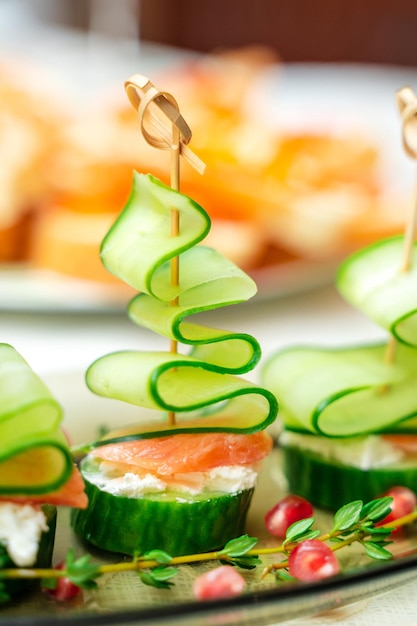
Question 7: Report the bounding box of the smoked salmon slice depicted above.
[2,466,88,509]
[91,431,273,476]
[381,434,417,455]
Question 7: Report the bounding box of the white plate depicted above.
[0,259,338,313]
[255,62,417,194]
[1,27,416,312]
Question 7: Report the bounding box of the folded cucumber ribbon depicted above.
[0,344,73,495]
[337,236,417,347]
[262,342,417,437]
[85,173,277,442]
[262,235,417,438]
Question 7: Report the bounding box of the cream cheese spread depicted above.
[0,503,48,567]
[84,462,259,497]
[280,431,404,470]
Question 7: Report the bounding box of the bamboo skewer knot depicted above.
[125,74,205,174]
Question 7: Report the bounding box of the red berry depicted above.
[42,562,81,602]
[193,565,245,601]
[265,495,313,537]
[288,539,340,582]
[378,486,417,527]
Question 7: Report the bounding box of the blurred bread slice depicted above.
[0,60,66,261]
[28,46,405,286]
[30,206,134,296]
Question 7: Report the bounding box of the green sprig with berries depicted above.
[263,496,396,581]
[0,496,415,603]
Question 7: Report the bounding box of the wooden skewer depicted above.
[168,123,181,425]
[170,123,181,362]
[397,86,417,274]
[383,87,417,367]
[124,75,206,425]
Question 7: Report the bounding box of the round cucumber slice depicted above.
[37,504,57,567]
[71,471,254,556]
[282,445,417,510]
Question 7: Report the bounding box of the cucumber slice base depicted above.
[71,475,254,556]
[282,445,417,510]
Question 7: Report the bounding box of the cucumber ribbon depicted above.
[338,236,417,347]
[0,344,73,494]
[262,235,417,437]
[85,173,277,444]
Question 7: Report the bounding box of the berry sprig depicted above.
[263,496,396,582]
[0,493,416,603]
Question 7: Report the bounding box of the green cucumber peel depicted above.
[100,173,211,297]
[128,291,261,374]
[0,344,73,495]
[262,235,417,442]
[262,342,417,437]
[337,236,417,347]
[85,173,277,441]
[82,353,277,447]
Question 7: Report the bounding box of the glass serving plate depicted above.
[1,372,417,625]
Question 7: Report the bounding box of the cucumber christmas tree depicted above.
[72,75,277,556]
[262,86,417,509]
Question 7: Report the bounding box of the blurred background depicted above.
[10,0,417,65]
[139,0,417,65]
[1,0,417,310]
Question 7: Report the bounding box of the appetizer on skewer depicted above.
[71,78,277,556]
[0,344,87,595]
[262,87,417,509]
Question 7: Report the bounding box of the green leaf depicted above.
[40,577,57,590]
[367,535,394,546]
[363,541,393,560]
[332,500,363,531]
[219,535,258,558]
[361,497,393,523]
[142,550,172,565]
[275,569,295,583]
[284,518,315,544]
[227,555,262,570]
[65,549,101,589]
[355,524,377,535]
[367,526,393,536]
[139,572,168,589]
[150,566,177,581]
[138,567,177,589]
[297,529,321,541]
